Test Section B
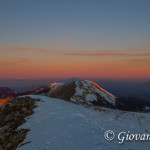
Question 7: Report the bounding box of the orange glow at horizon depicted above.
[0,59,150,78]
[0,45,150,79]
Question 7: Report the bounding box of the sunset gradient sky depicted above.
[0,0,150,78]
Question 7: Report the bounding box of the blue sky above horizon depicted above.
[1,0,150,48]
[0,0,150,78]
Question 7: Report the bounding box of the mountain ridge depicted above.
[0,80,150,111]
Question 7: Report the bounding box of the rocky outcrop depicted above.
[0,96,40,150]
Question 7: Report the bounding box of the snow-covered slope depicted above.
[34,83,64,94]
[22,83,64,95]
[48,80,117,107]
[70,80,117,105]
[17,95,150,150]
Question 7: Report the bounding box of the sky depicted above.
[0,0,150,79]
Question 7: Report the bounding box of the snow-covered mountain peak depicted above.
[45,80,118,107]
[69,80,117,106]
[87,80,116,98]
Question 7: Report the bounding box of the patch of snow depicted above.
[34,88,44,94]
[144,106,150,110]
[86,94,97,102]
[17,95,150,150]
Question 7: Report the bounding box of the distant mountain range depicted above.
[0,80,150,111]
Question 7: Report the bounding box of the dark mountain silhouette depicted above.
[0,87,18,99]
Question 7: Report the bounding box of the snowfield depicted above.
[17,95,150,150]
